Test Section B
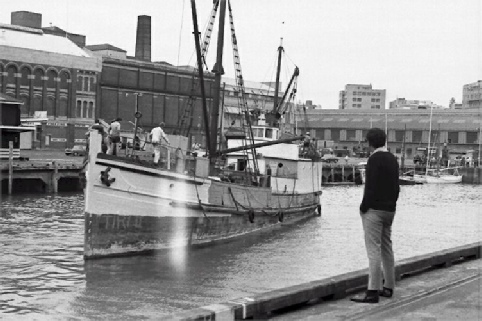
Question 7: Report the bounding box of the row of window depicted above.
[371,105,381,109]
[352,91,382,96]
[76,99,95,119]
[77,75,96,93]
[314,129,480,144]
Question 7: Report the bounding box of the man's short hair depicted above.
[160,122,165,127]
[366,128,386,148]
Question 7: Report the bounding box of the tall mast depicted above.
[210,0,227,163]
[190,0,211,154]
[273,38,283,111]
[425,106,433,176]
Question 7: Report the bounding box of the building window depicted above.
[316,129,325,140]
[76,100,82,118]
[84,77,89,92]
[466,131,478,144]
[77,76,83,91]
[448,131,458,144]
[412,130,423,143]
[395,130,404,142]
[331,129,340,142]
[346,129,356,141]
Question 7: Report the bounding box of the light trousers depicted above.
[361,209,396,290]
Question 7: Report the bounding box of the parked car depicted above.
[321,154,339,163]
[65,145,87,156]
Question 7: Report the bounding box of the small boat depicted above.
[414,168,462,184]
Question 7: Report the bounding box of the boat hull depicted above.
[84,205,318,259]
[83,130,322,259]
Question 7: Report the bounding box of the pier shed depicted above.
[0,93,35,158]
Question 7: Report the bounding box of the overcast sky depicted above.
[1,0,481,109]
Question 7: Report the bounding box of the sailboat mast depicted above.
[190,0,211,154]
[273,38,283,111]
[210,0,227,162]
[425,106,433,176]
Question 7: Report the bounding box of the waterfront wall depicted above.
[166,242,481,320]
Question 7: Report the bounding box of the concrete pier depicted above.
[166,242,481,320]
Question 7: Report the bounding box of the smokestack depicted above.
[135,15,151,62]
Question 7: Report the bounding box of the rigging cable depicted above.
[177,0,186,67]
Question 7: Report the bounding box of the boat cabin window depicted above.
[253,128,264,138]
[266,128,274,139]
[237,159,247,171]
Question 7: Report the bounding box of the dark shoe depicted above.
[379,287,393,298]
[350,290,379,303]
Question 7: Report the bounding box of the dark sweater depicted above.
[360,151,400,213]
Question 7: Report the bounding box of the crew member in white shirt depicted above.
[150,122,170,165]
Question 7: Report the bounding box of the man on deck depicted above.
[150,122,170,166]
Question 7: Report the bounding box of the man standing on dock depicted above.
[351,128,400,304]
[150,122,170,166]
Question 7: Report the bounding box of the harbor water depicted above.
[1,184,481,319]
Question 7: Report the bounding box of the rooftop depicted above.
[86,43,126,53]
[0,23,91,57]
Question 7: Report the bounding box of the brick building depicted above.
[0,11,101,149]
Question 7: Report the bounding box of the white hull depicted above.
[84,130,322,258]
[414,174,462,184]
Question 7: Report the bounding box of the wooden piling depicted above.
[8,141,13,194]
[52,161,58,193]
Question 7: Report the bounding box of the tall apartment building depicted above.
[339,84,386,110]
[389,98,446,110]
[462,80,482,109]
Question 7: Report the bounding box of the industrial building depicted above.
[299,108,482,159]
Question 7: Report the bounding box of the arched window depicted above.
[82,101,87,118]
[47,70,57,89]
[59,71,69,90]
[88,101,94,119]
[76,100,82,118]
[20,67,30,87]
[6,65,17,86]
[33,69,44,88]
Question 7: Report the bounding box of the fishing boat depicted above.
[83,0,322,259]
